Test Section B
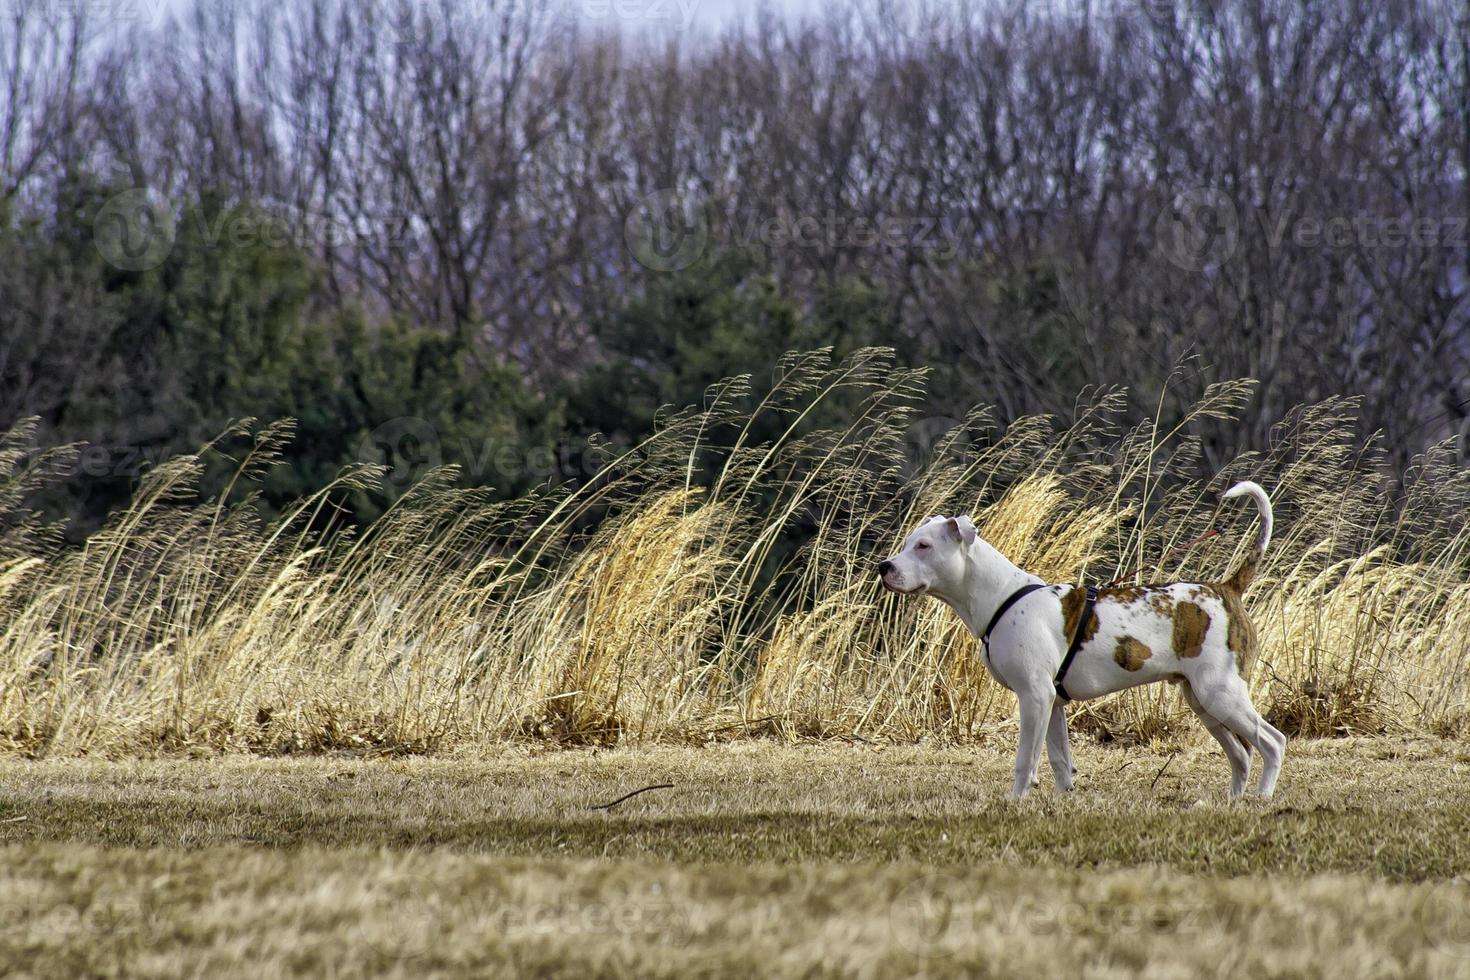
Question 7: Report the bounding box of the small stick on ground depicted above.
[1150,751,1179,790]
[588,783,674,811]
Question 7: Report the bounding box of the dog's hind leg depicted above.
[1192,674,1286,797]
[1045,701,1075,792]
[1181,681,1250,799]
[1010,691,1053,799]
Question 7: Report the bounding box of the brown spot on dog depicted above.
[1060,586,1099,645]
[1148,591,1176,618]
[1115,636,1151,671]
[1221,546,1264,595]
[1221,592,1259,675]
[1102,586,1146,605]
[1172,602,1210,658]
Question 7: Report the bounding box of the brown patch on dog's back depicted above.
[1147,591,1176,618]
[1060,587,1099,644]
[1115,636,1151,671]
[1101,586,1146,605]
[1172,602,1210,658]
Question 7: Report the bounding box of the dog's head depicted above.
[877,515,978,597]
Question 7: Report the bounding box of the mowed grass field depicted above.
[2,736,1469,978]
[4,372,1470,977]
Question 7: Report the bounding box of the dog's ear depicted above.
[946,515,977,545]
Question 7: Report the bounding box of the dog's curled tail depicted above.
[1220,481,1273,593]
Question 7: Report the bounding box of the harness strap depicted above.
[981,587,1052,664]
[1053,585,1099,702]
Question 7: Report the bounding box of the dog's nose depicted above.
[878,560,893,577]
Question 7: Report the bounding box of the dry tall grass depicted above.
[2,349,1468,755]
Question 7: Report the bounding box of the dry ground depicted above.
[2,736,1469,978]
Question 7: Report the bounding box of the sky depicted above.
[112,1,1065,41]
[122,0,839,34]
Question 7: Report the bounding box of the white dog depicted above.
[878,481,1285,800]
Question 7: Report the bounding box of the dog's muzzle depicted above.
[878,560,914,593]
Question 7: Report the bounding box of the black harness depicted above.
[981,583,1099,702]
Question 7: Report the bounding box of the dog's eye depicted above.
[916,541,931,550]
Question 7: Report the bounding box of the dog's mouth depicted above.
[880,577,926,595]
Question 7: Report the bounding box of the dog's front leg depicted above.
[1045,701,1075,792]
[1010,691,1053,799]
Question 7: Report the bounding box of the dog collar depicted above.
[981,583,1049,646]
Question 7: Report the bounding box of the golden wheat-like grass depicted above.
[1,349,1467,755]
